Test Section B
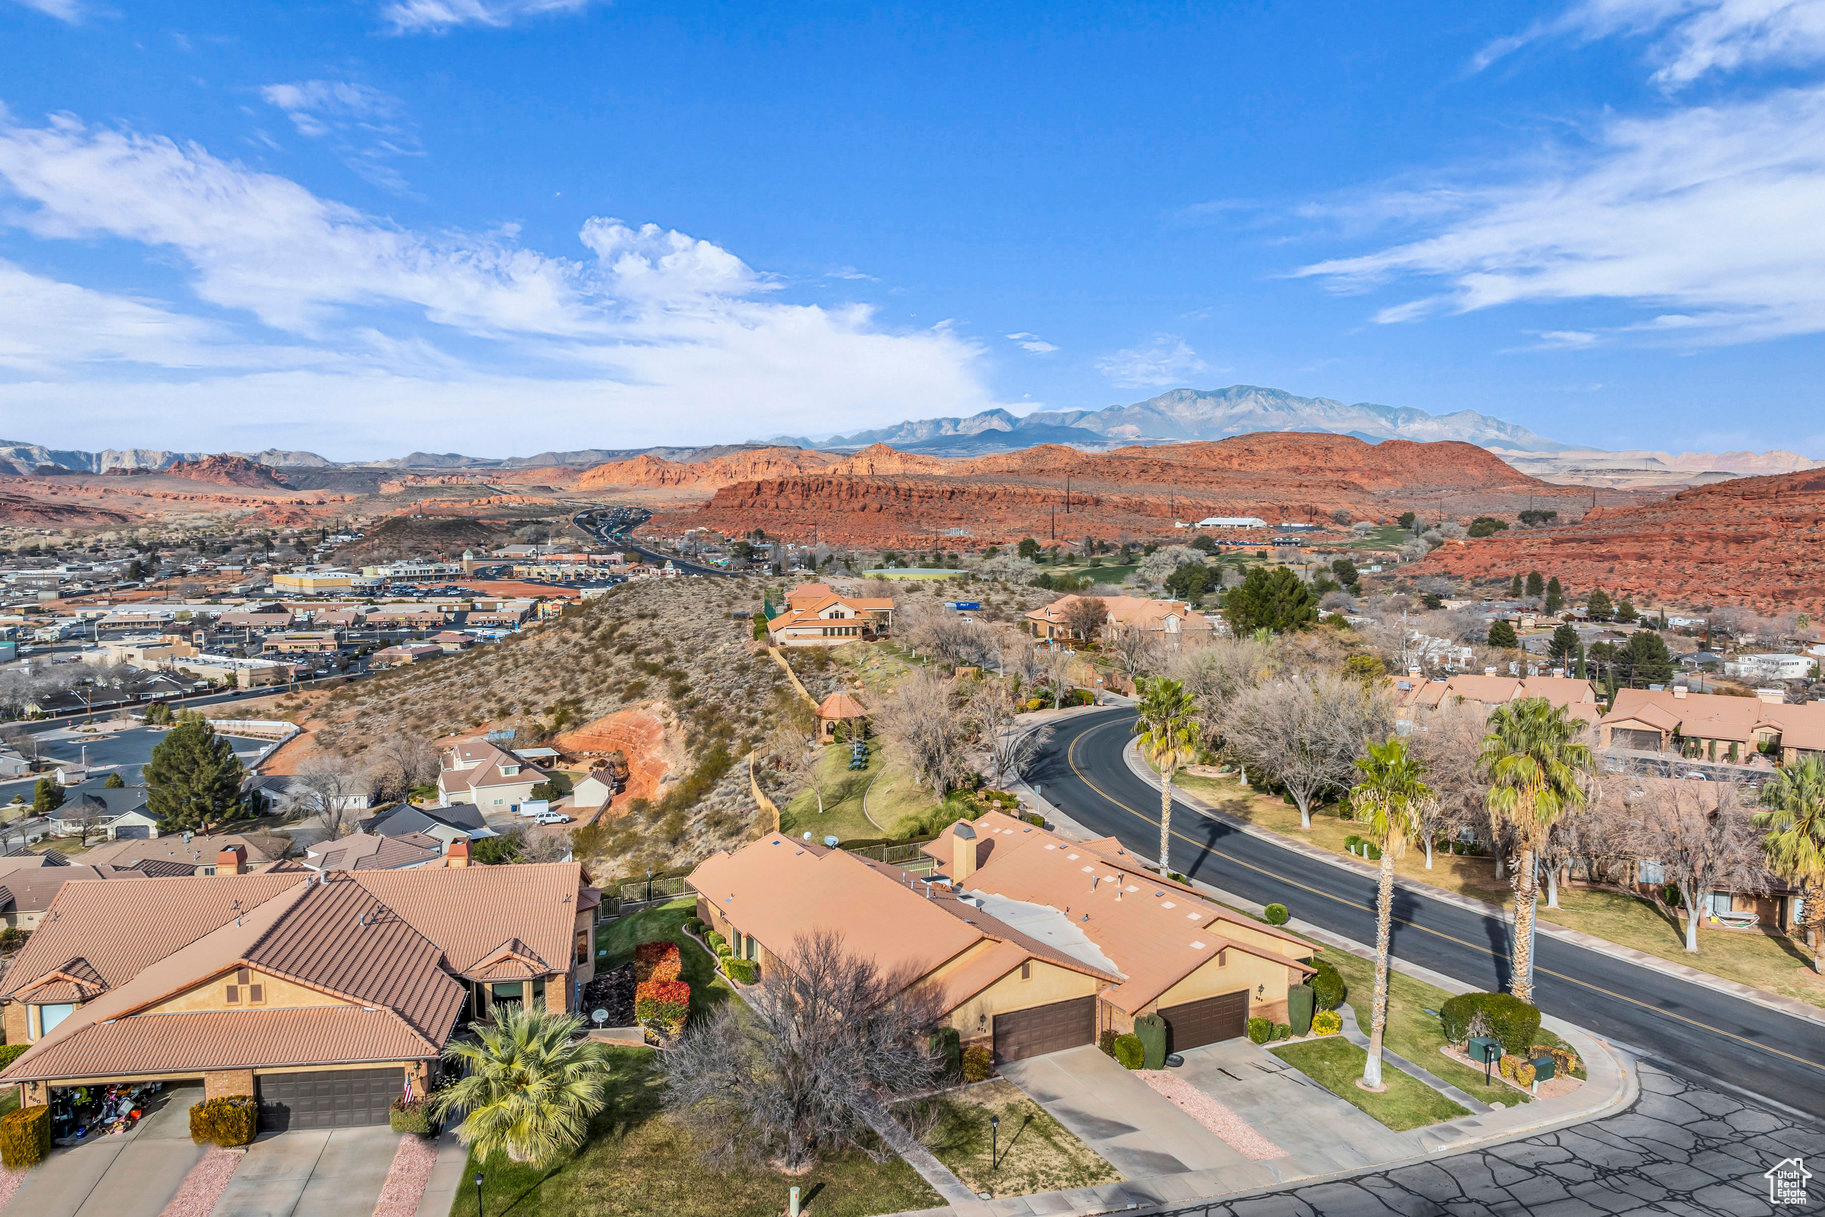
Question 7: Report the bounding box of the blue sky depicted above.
[2,0,1824,459]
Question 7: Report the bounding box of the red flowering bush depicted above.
[634,979,691,1030]
[634,941,681,983]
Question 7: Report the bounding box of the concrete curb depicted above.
[1119,734,1825,1031]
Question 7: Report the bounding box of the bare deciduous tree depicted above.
[1621,778,1767,952]
[1105,621,1162,679]
[1037,645,1077,710]
[1405,702,1489,869]
[664,930,941,1171]
[875,670,972,797]
[1223,672,1392,829]
[1169,636,1272,748]
[371,735,438,804]
[902,605,998,669]
[1060,596,1109,644]
[975,684,1038,786]
[281,755,365,840]
[768,722,825,816]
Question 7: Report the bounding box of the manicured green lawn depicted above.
[452,1048,940,1217]
[783,744,895,841]
[1172,768,1825,1011]
[901,1080,1121,1197]
[0,1087,17,1118]
[595,899,732,1027]
[1270,1037,1468,1131]
[1047,562,1138,586]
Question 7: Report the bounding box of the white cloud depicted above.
[1536,329,1603,348]
[1295,85,1825,343]
[0,112,1008,453]
[7,0,80,22]
[1096,336,1208,388]
[1005,332,1059,353]
[260,81,423,192]
[825,266,877,281]
[1478,0,1825,86]
[380,0,598,33]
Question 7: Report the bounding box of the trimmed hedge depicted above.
[1439,991,1541,1056]
[1246,1016,1272,1045]
[962,1044,992,1083]
[1273,1023,1292,1041]
[1263,903,1289,926]
[189,1095,257,1147]
[0,1104,50,1169]
[0,1043,28,1068]
[1112,1033,1145,1070]
[723,957,758,985]
[389,1097,436,1137]
[1308,959,1347,1011]
[929,1027,962,1081]
[1286,983,1315,1037]
[703,931,728,955]
[1311,1010,1342,1036]
[1133,1014,1167,1070]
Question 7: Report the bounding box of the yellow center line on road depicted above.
[1064,716,1825,1078]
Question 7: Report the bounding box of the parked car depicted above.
[532,811,571,825]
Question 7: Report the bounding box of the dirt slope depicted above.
[1417,468,1825,613]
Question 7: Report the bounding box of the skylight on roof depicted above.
[1125,885,1139,893]
[1080,865,1095,874]
[1161,901,1175,909]
[1187,912,1200,919]
[1044,844,1056,850]
[1066,853,1079,860]
[1190,940,1207,949]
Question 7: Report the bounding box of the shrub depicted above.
[1273,1023,1292,1041]
[0,1044,27,1068]
[1112,1034,1145,1070]
[389,1097,436,1137]
[1024,812,1046,827]
[1534,1044,1579,1077]
[1286,983,1315,1036]
[634,941,682,983]
[1133,1014,1167,1070]
[1263,903,1289,926]
[723,957,758,985]
[1097,1029,1118,1057]
[1515,1060,1536,1087]
[1363,842,1382,860]
[703,931,728,955]
[189,1095,257,1147]
[684,917,706,936]
[634,978,691,1032]
[715,942,734,959]
[929,1027,962,1081]
[0,1104,50,1168]
[962,1044,993,1082]
[1439,992,1540,1055]
[1311,1010,1342,1036]
[1343,834,1363,854]
[1246,1016,1272,1045]
[1308,959,1347,1011]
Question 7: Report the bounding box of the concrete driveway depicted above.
[211,1125,402,1217]
[998,1044,1246,1179]
[7,1084,205,1217]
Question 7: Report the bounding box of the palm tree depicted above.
[1481,699,1593,1005]
[1133,676,1200,877]
[1756,756,1825,974]
[432,1004,613,1165]
[1349,737,1432,1090]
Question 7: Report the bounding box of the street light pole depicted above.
[990,1114,999,1171]
[646,868,653,905]
[474,1172,484,1217]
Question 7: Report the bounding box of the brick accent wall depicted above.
[205,1068,255,1100]
[2,1001,27,1045]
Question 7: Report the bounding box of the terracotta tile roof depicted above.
[924,812,1314,1014]
[12,957,105,1004]
[1026,594,1211,632]
[1603,688,1825,749]
[469,938,553,981]
[307,831,443,871]
[2,1006,438,1082]
[817,692,868,720]
[80,832,288,871]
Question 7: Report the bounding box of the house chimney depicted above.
[1673,686,1688,700]
[446,838,471,868]
[216,845,246,875]
[951,822,978,882]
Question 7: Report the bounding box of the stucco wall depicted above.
[939,959,1101,1040]
[154,968,344,1015]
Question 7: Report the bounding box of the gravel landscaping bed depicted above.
[1136,1070,1285,1160]
[158,1147,240,1217]
[371,1132,438,1217]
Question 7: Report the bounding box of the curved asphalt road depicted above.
[1030,707,1825,1123]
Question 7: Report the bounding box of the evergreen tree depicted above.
[1574,639,1588,680]
[1509,573,1523,598]
[1544,576,1564,613]
[1330,557,1360,588]
[33,777,63,816]
[144,714,245,834]
[1617,630,1675,688]
[1548,623,1580,667]
[1617,599,1639,623]
[103,772,126,788]
[1222,567,1318,635]
[1587,588,1614,622]
[1525,570,1545,600]
[1488,620,1519,649]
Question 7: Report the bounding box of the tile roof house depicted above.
[1601,688,1825,766]
[0,863,598,1130]
[1394,674,1601,729]
[689,814,1314,1064]
[1025,595,1214,644]
[765,584,896,647]
[437,738,549,811]
[0,864,166,931]
[80,831,291,875]
[303,831,445,872]
[816,692,868,740]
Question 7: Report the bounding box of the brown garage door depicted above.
[1158,990,1248,1052]
[992,996,1095,1062]
[257,1066,400,1131]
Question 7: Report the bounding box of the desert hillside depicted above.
[621,433,1629,546]
[1417,468,1825,614]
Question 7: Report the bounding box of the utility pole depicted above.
[1065,475,1072,514]
[1049,505,1056,541]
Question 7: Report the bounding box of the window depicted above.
[1639,860,1666,885]
[575,929,589,966]
[225,985,239,1003]
[34,1003,76,1038]
[1020,961,1031,981]
[248,985,265,1004]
